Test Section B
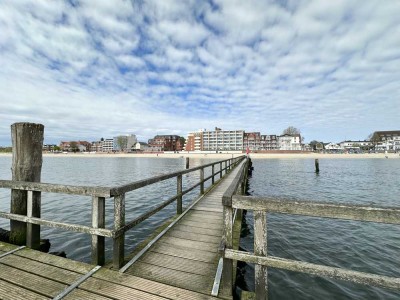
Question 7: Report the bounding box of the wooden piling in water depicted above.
[10,122,44,247]
[185,157,189,169]
[315,159,320,173]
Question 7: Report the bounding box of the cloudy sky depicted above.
[0,0,399,145]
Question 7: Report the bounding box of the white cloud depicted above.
[0,0,399,145]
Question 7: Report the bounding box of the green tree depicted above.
[70,142,79,153]
[116,136,126,152]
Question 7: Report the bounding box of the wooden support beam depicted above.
[200,168,204,194]
[26,190,41,249]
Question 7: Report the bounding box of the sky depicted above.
[0,0,399,145]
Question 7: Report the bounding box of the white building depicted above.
[277,134,302,150]
[340,141,372,151]
[102,139,114,152]
[202,128,244,151]
[325,142,342,151]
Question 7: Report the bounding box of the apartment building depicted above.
[372,130,400,151]
[102,139,114,152]
[244,132,261,150]
[278,134,302,151]
[184,130,203,151]
[202,128,244,151]
[148,135,183,151]
[260,135,278,150]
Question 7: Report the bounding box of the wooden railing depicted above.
[0,156,245,269]
[220,177,400,299]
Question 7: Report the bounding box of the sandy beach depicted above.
[2,152,398,159]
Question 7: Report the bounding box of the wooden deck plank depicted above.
[126,261,213,293]
[161,236,218,252]
[64,289,114,300]
[80,278,168,300]
[0,278,49,300]
[172,224,222,237]
[94,269,216,300]
[139,251,216,276]
[150,243,217,263]
[0,263,67,298]
[167,230,221,244]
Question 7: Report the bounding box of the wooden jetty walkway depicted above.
[120,159,247,299]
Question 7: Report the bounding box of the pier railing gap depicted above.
[1,141,245,268]
[220,161,400,299]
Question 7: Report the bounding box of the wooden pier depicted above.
[121,159,247,299]
[0,157,248,300]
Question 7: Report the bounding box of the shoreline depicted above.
[1,152,399,159]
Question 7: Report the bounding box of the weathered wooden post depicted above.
[315,159,320,173]
[200,168,204,194]
[224,161,227,175]
[186,157,190,169]
[221,196,233,295]
[113,193,125,269]
[92,196,105,265]
[177,175,182,214]
[212,164,215,185]
[10,122,44,247]
[254,211,268,299]
[220,162,223,179]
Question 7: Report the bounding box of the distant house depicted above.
[277,134,302,150]
[372,130,400,151]
[324,142,341,152]
[148,135,183,151]
[134,142,161,152]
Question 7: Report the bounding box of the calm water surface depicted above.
[0,155,219,262]
[240,158,400,300]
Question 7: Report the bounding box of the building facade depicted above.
[184,131,203,151]
[102,139,114,152]
[202,128,244,151]
[260,135,278,150]
[372,130,400,151]
[244,132,261,150]
[277,134,302,151]
[148,135,183,151]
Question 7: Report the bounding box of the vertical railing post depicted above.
[177,175,182,214]
[224,161,227,175]
[221,197,233,296]
[26,190,41,249]
[113,193,125,269]
[220,162,223,179]
[254,210,268,299]
[200,167,204,194]
[212,164,215,185]
[92,196,105,265]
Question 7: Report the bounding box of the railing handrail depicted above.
[0,155,246,268]
[232,195,400,225]
[0,156,245,197]
[221,193,400,297]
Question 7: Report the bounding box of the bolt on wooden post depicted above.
[10,122,44,247]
